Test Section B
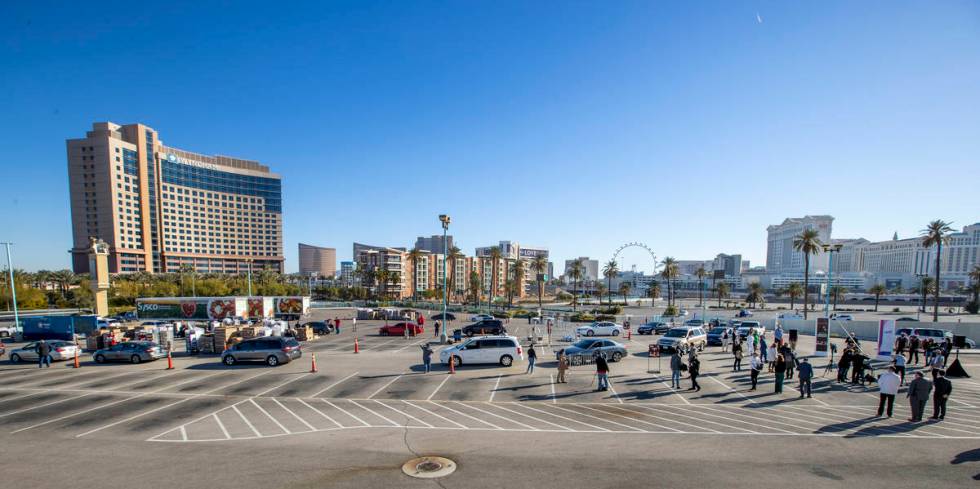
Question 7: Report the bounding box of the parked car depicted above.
[683,319,705,328]
[735,321,764,340]
[657,326,707,352]
[93,341,166,364]
[379,322,423,336]
[303,321,333,335]
[221,336,302,366]
[736,309,753,318]
[97,317,122,330]
[575,321,624,337]
[461,320,506,337]
[531,316,555,324]
[778,313,804,320]
[431,312,456,321]
[470,314,495,322]
[637,321,669,335]
[9,340,80,363]
[896,317,918,322]
[558,338,628,365]
[439,335,523,367]
[706,327,734,346]
[831,314,854,321]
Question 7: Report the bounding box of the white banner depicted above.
[877,319,896,361]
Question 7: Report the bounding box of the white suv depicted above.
[657,326,707,352]
[576,321,624,337]
[440,335,524,367]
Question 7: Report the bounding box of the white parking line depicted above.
[273,398,318,431]
[250,399,293,434]
[296,398,344,428]
[489,402,572,431]
[0,393,92,418]
[402,401,468,429]
[392,338,429,353]
[213,414,231,440]
[368,373,404,399]
[430,401,503,430]
[489,374,502,402]
[576,404,679,432]
[324,399,370,427]
[513,403,608,431]
[461,402,540,431]
[179,426,188,441]
[547,404,645,432]
[350,399,400,427]
[655,375,691,405]
[550,374,556,404]
[373,400,433,427]
[310,371,359,398]
[427,375,451,401]
[254,373,312,397]
[233,405,262,437]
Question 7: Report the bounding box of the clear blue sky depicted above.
[1,1,979,274]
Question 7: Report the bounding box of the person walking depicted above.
[876,366,901,417]
[721,327,731,353]
[929,350,945,380]
[333,317,341,335]
[670,350,683,389]
[688,353,701,392]
[732,341,743,372]
[782,345,796,380]
[556,351,569,383]
[894,333,908,359]
[595,354,610,392]
[941,338,953,367]
[931,369,952,420]
[773,354,787,394]
[894,353,907,385]
[36,339,51,368]
[526,345,537,374]
[749,353,763,391]
[421,344,434,373]
[908,334,920,365]
[797,357,813,398]
[907,371,933,422]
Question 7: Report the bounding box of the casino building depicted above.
[67,122,284,274]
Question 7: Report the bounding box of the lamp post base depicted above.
[439,333,448,344]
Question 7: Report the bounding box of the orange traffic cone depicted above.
[354,337,359,354]
[449,354,456,374]
[310,353,318,373]
[166,350,174,370]
[73,349,80,369]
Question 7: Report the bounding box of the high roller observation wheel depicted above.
[611,242,658,274]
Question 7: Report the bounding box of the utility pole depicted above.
[2,243,19,334]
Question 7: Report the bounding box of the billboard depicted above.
[247,297,275,319]
[518,247,548,259]
[273,296,311,316]
[136,297,247,320]
[814,318,829,357]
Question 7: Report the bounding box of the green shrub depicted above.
[664,305,679,317]
[595,314,616,321]
[570,313,596,322]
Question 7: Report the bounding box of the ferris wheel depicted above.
[611,242,658,274]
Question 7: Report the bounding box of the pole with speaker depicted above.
[945,335,970,378]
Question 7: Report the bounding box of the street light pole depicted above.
[439,214,451,343]
[822,244,843,318]
[2,243,19,334]
[246,259,253,296]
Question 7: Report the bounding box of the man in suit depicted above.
[907,371,933,422]
[931,369,953,420]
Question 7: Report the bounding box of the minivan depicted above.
[440,335,523,367]
[221,336,302,366]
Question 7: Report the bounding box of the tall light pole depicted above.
[2,243,19,334]
[822,243,843,317]
[439,214,451,343]
[246,258,253,296]
[916,273,926,321]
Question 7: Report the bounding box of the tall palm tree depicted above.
[969,265,980,311]
[869,283,887,312]
[659,257,678,307]
[785,282,804,311]
[602,260,618,305]
[619,282,631,306]
[447,246,463,302]
[921,219,953,322]
[388,270,401,300]
[716,282,730,308]
[567,259,584,311]
[51,269,77,299]
[510,258,526,304]
[595,283,607,303]
[374,268,390,300]
[530,255,548,314]
[468,270,481,305]
[406,247,424,302]
[746,282,765,308]
[648,281,662,305]
[488,247,503,304]
[792,229,823,319]
[695,266,707,306]
[919,276,935,313]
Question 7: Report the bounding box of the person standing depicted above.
[418,314,425,331]
[36,339,51,368]
[929,350,945,380]
[749,353,763,391]
[421,344,434,373]
[766,341,777,373]
[526,345,537,374]
[941,338,953,367]
[782,345,796,380]
[876,366,901,417]
[797,357,813,398]
[774,325,784,346]
[688,353,701,392]
[352,315,357,333]
[556,351,569,383]
[433,320,441,338]
[893,353,907,385]
[931,369,952,420]
[760,336,769,366]
[670,350,683,389]
[333,317,341,335]
[908,334,920,365]
[595,354,610,392]
[773,354,786,394]
[907,371,933,422]
[851,350,867,385]
[732,341,743,372]
[837,348,852,383]
[894,333,908,359]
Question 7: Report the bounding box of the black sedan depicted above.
[706,327,734,346]
[637,321,669,335]
[431,312,457,321]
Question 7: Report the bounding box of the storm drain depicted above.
[401,456,456,479]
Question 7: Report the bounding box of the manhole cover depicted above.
[401,456,456,479]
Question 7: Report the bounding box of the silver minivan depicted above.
[221,336,302,366]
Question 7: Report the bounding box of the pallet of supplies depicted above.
[214,326,239,349]
[198,334,216,354]
[294,326,313,341]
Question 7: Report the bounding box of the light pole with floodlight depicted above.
[439,214,451,343]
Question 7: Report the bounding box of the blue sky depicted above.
[1,1,979,274]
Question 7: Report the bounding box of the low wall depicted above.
[779,319,980,343]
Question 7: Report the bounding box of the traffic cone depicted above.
[73,349,80,369]
[310,353,318,373]
[166,350,174,370]
[449,354,456,374]
[354,337,360,354]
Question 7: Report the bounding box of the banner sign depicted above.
[877,319,896,360]
[814,318,829,357]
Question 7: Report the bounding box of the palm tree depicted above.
[792,229,823,319]
[695,266,707,306]
[716,282,730,307]
[830,285,847,310]
[388,270,401,300]
[919,276,935,313]
[659,257,678,307]
[530,255,548,314]
[447,246,463,302]
[567,259,584,311]
[869,283,887,312]
[374,268,390,300]
[969,265,980,311]
[407,247,424,302]
[51,269,77,299]
[921,219,953,322]
[785,282,804,311]
[468,270,481,305]
[746,282,765,308]
[510,258,526,305]
[488,247,503,304]
[619,282,631,305]
[602,260,618,305]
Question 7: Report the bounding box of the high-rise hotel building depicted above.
[67,122,284,274]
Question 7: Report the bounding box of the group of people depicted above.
[876,367,953,422]
[893,332,953,367]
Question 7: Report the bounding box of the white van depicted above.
[440,335,524,367]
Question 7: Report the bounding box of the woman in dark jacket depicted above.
[688,354,701,392]
[837,348,853,383]
[773,354,787,393]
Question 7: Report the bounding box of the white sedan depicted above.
[575,321,624,337]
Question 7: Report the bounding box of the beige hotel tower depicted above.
[67,122,284,274]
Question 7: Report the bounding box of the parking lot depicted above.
[2,309,980,487]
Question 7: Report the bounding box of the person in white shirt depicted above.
[749,353,764,391]
[877,366,901,417]
[929,351,945,380]
[893,354,907,385]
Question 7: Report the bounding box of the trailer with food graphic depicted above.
[136,297,249,321]
[272,296,311,318]
[246,297,275,319]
